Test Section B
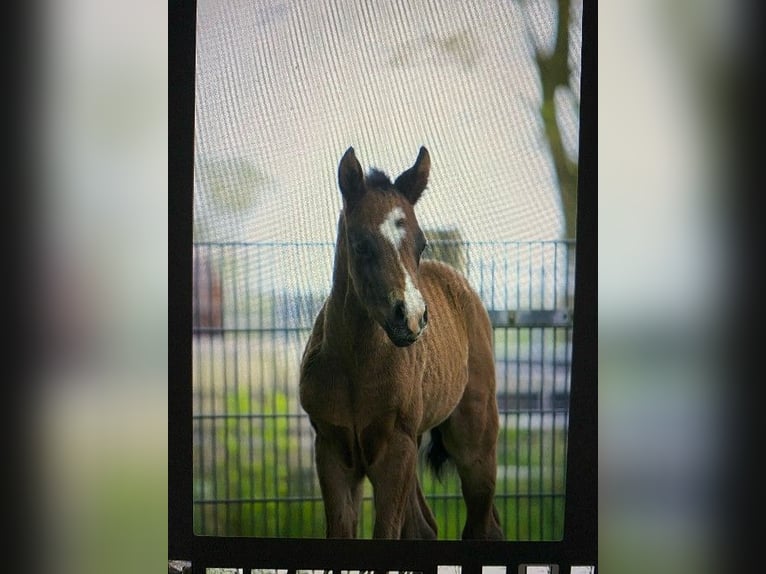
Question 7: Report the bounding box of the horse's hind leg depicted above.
[442,407,504,539]
[441,355,504,539]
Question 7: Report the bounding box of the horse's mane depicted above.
[365,168,393,190]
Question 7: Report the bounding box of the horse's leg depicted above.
[442,414,503,539]
[441,370,504,539]
[314,422,364,538]
[401,477,438,539]
[363,422,418,539]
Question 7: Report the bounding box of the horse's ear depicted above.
[395,146,430,205]
[338,146,365,209]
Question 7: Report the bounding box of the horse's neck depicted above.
[324,216,381,354]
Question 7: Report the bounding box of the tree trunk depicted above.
[534,0,578,240]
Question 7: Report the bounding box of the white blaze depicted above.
[379,206,406,249]
[379,207,426,326]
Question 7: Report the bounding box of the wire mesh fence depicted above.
[192,239,575,540]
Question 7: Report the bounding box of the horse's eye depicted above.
[353,239,373,258]
[416,241,428,264]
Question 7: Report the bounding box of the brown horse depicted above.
[299,146,503,540]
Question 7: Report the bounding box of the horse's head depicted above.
[337,146,431,347]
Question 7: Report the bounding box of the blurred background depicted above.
[599,0,740,572]
[24,0,743,572]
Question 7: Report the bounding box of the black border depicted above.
[168,0,196,561]
[169,0,596,569]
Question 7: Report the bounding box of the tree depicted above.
[193,156,268,242]
[523,0,580,240]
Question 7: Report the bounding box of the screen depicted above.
[190,0,583,542]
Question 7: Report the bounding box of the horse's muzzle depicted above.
[383,319,425,346]
[385,301,427,346]
[388,331,420,347]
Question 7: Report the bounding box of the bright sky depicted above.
[193,0,582,244]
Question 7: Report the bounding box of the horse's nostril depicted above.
[394,301,406,324]
[422,306,428,326]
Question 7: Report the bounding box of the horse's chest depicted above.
[300,369,354,428]
[301,357,417,428]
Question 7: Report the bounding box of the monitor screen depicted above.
[171,0,595,569]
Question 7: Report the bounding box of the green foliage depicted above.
[389,29,480,69]
[194,385,324,537]
[193,156,270,242]
[196,156,267,213]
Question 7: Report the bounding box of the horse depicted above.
[299,146,504,540]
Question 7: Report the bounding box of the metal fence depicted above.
[192,239,575,540]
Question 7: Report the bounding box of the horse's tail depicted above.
[426,427,451,479]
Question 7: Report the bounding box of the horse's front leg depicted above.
[314,423,364,538]
[364,425,418,539]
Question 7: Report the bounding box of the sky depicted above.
[192,0,582,245]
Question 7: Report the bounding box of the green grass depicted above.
[492,327,571,360]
